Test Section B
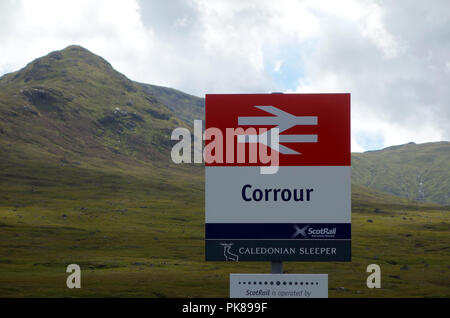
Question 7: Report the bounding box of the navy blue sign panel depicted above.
[205,240,351,262]
[206,223,351,240]
[205,223,351,261]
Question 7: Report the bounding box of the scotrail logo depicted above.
[291,225,337,238]
[291,225,309,238]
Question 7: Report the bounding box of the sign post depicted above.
[271,261,283,274]
[205,93,351,297]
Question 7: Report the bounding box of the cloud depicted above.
[294,0,450,150]
[0,0,148,77]
[0,0,448,151]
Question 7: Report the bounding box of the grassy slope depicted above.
[0,45,186,169]
[0,155,448,297]
[352,142,450,205]
[139,83,204,125]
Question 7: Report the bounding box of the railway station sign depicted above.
[205,93,351,261]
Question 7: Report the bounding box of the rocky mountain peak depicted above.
[0,45,119,86]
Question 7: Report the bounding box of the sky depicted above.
[0,0,449,152]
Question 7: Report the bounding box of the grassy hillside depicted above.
[352,142,450,205]
[0,156,448,297]
[139,83,204,125]
[0,45,191,169]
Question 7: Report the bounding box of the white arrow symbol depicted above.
[238,129,302,154]
[238,106,317,133]
[237,106,318,154]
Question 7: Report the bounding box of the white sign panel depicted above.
[206,166,351,223]
[230,274,328,298]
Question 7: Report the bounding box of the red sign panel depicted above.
[205,93,350,166]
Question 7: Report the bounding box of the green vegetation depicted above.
[0,157,448,297]
[0,45,190,168]
[353,142,450,205]
[140,82,204,125]
[0,45,448,297]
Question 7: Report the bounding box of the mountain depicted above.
[352,141,450,205]
[0,45,203,171]
[1,45,449,206]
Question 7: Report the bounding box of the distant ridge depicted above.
[352,141,450,205]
